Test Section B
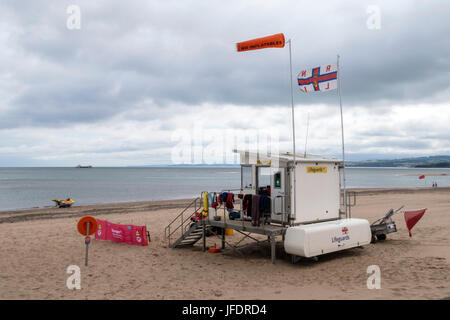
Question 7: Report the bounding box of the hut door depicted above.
[271,168,287,223]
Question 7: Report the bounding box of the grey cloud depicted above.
[1,0,449,130]
[0,1,449,165]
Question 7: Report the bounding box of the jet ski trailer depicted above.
[370,205,404,242]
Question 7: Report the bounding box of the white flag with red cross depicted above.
[297,63,338,93]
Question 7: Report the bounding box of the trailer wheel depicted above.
[376,234,387,241]
[290,255,301,264]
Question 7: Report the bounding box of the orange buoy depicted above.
[77,216,98,236]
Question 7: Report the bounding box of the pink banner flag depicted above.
[95,219,149,246]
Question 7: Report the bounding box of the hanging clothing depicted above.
[251,195,261,226]
[211,192,219,208]
[221,192,228,203]
[259,195,271,217]
[207,192,214,207]
[243,194,252,216]
[209,192,219,208]
[225,192,234,209]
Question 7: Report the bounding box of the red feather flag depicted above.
[418,174,425,179]
[404,208,427,237]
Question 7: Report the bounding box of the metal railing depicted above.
[164,197,200,246]
[164,191,246,246]
[341,191,356,218]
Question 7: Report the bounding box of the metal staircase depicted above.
[165,197,211,248]
[171,221,206,247]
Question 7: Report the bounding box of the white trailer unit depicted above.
[284,218,372,258]
[235,150,372,261]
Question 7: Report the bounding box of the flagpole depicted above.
[337,54,347,218]
[304,112,310,157]
[288,39,297,223]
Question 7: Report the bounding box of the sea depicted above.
[0,167,449,211]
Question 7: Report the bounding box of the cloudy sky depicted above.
[0,0,449,166]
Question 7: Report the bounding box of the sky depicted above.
[0,0,449,166]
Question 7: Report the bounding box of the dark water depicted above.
[0,167,449,211]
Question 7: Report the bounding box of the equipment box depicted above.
[284,218,371,258]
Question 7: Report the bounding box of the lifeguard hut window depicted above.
[241,165,252,189]
[257,166,271,188]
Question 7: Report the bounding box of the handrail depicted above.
[340,190,356,218]
[220,188,243,192]
[165,190,245,246]
[164,197,200,245]
[347,191,356,218]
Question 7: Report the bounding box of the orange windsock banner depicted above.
[236,33,285,52]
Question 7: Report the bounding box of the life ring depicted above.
[77,216,98,235]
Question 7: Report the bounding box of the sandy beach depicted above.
[0,187,449,300]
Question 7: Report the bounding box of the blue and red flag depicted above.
[298,63,338,92]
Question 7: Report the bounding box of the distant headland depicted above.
[347,155,450,168]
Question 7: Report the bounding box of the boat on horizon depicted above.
[76,165,92,168]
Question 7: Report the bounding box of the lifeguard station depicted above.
[163,33,373,263]
[164,150,372,264]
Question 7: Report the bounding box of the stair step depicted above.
[168,218,215,248]
[186,232,203,237]
[191,229,206,233]
[180,241,198,245]
[181,238,198,242]
[184,234,201,240]
[184,236,201,240]
[185,234,202,239]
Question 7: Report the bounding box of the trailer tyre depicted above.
[376,234,387,241]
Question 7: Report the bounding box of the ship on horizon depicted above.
[76,165,92,168]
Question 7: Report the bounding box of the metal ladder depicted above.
[164,197,211,248]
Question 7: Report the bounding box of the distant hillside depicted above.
[415,162,450,168]
[347,155,450,168]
